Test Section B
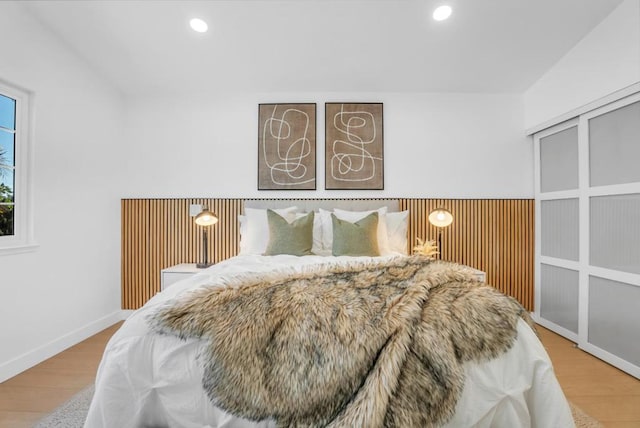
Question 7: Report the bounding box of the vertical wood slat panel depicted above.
[121,199,244,309]
[123,198,533,310]
[122,199,151,309]
[400,199,534,311]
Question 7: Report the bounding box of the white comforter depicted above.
[85,255,574,428]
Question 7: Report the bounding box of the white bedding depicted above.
[85,255,574,428]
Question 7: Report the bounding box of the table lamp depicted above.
[428,208,453,260]
[194,207,218,268]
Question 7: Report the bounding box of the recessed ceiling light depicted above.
[190,18,208,33]
[433,5,452,21]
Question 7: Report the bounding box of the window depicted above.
[0,80,34,254]
[0,93,16,237]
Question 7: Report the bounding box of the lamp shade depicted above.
[428,208,453,228]
[195,209,218,227]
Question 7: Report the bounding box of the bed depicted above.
[85,201,574,428]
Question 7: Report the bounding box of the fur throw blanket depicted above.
[149,256,535,428]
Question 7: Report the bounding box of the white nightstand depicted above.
[160,263,202,291]
[470,268,486,283]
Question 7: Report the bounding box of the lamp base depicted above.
[196,262,212,269]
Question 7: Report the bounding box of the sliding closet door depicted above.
[581,96,640,376]
[534,92,640,379]
[534,120,580,341]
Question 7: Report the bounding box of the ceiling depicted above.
[21,0,625,96]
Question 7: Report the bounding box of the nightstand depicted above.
[469,268,486,283]
[160,263,202,291]
[459,266,486,283]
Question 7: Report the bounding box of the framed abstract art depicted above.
[258,103,316,190]
[325,102,383,190]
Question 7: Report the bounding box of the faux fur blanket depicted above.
[149,256,535,428]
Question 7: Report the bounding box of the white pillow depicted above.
[292,211,325,256]
[310,212,327,256]
[238,214,247,243]
[386,210,409,254]
[330,207,391,255]
[318,208,333,253]
[239,207,298,255]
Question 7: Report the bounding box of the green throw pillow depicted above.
[264,210,314,256]
[331,212,380,257]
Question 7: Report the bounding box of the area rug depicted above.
[34,385,601,428]
[34,384,94,428]
[570,401,605,428]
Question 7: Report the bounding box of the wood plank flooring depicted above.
[0,322,638,427]
[0,323,122,428]
[537,326,640,427]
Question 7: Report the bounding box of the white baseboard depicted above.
[0,309,131,383]
[120,309,135,319]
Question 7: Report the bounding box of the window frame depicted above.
[0,79,36,255]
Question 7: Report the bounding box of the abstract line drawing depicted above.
[258,103,316,190]
[325,103,383,190]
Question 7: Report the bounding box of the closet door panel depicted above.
[589,100,640,187]
[540,264,579,333]
[541,199,579,261]
[590,194,640,275]
[588,276,640,366]
[539,126,579,192]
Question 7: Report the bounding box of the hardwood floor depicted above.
[537,326,640,428]
[0,323,122,428]
[0,322,638,427]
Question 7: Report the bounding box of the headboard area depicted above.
[121,198,534,311]
[244,198,400,213]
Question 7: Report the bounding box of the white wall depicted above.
[124,92,532,199]
[0,3,125,381]
[524,0,640,129]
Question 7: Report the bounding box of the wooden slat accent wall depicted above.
[400,199,534,310]
[121,199,243,309]
[122,198,534,310]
